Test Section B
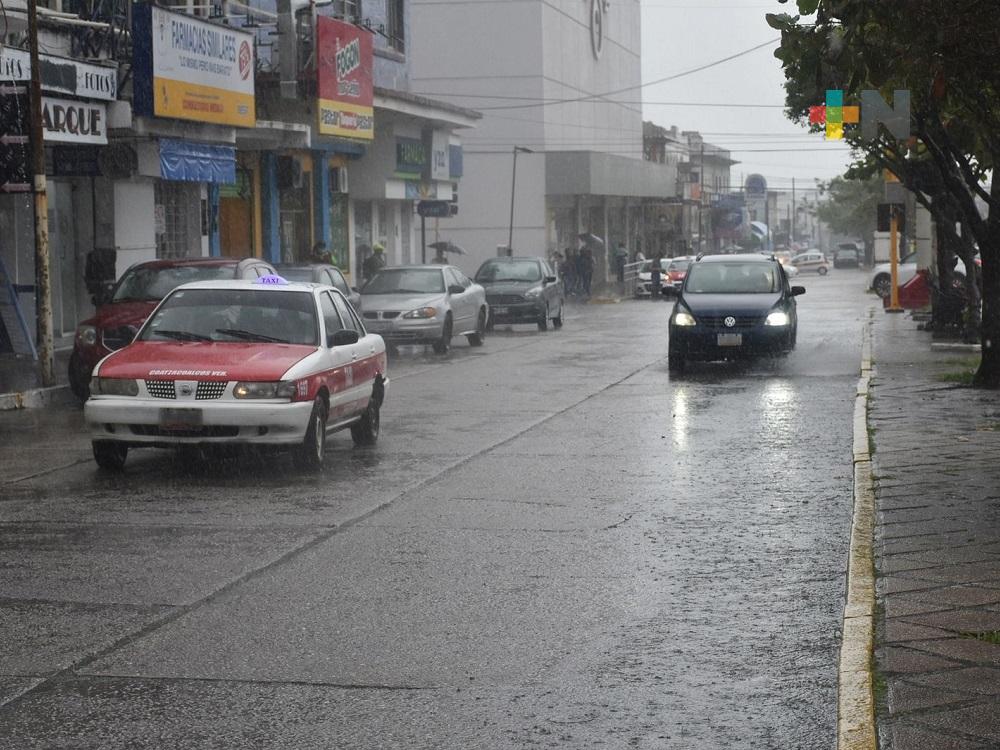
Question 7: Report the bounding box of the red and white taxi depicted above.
[84,275,388,471]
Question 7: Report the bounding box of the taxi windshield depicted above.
[138,289,318,345]
[685,262,781,294]
[112,265,235,303]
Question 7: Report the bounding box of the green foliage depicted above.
[814,177,881,243]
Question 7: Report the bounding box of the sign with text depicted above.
[132,4,255,127]
[396,137,427,177]
[42,97,107,145]
[316,16,374,140]
[0,48,117,100]
[417,200,451,218]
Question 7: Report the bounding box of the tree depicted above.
[814,176,881,259]
[767,0,1000,385]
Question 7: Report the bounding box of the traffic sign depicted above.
[417,200,451,218]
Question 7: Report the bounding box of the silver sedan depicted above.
[359,265,489,354]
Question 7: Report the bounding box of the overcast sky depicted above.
[640,0,852,195]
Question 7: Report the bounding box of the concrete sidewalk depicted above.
[870,314,1000,748]
[0,349,74,410]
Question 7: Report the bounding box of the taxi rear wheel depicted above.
[292,397,327,470]
[432,315,452,354]
[467,308,486,347]
[93,440,128,472]
[351,399,380,446]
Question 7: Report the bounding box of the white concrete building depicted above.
[410,0,675,280]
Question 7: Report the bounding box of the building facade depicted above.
[410,0,676,282]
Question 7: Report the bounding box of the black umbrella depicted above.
[428,241,467,255]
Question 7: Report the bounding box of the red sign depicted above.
[316,17,374,141]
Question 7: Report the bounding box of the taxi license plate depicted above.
[494,306,509,314]
[717,333,742,347]
[159,408,203,431]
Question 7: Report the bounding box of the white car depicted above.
[360,265,488,353]
[869,252,967,298]
[634,258,670,297]
[791,250,831,275]
[85,276,388,471]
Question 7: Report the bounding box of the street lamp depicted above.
[507,146,534,256]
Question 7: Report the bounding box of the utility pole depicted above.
[698,142,704,253]
[791,177,796,246]
[28,0,54,386]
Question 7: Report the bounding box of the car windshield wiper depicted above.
[149,329,212,342]
[214,328,289,344]
[491,277,535,283]
[112,296,160,303]
[385,288,436,294]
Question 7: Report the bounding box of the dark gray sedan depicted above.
[474,256,565,331]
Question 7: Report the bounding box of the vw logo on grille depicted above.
[179,383,194,396]
[724,316,737,328]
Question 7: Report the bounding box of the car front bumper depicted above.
[669,325,792,359]
[363,318,445,344]
[85,397,315,446]
[488,300,545,322]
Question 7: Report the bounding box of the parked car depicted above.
[276,263,361,309]
[84,276,387,471]
[790,250,831,275]
[668,254,805,373]
[869,252,970,298]
[833,248,860,269]
[474,256,564,330]
[69,257,277,402]
[664,256,694,294]
[359,265,488,353]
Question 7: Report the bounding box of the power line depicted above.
[473,37,780,110]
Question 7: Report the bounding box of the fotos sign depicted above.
[133,4,255,127]
[0,47,117,100]
[317,17,374,140]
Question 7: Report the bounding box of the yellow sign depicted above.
[318,97,374,140]
[154,77,255,129]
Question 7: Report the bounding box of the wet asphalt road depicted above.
[0,270,873,749]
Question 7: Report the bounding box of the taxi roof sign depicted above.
[255,274,289,286]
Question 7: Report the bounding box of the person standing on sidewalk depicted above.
[577,248,594,297]
[614,241,629,284]
[649,253,663,300]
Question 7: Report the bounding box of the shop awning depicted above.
[159,138,236,184]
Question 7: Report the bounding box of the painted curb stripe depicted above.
[838,322,877,750]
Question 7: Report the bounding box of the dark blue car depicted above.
[668,254,805,373]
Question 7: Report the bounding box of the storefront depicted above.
[0,47,118,345]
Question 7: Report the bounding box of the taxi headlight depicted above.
[525,285,543,298]
[766,311,790,327]
[77,325,97,346]
[402,306,437,319]
[672,311,697,327]
[90,377,138,396]
[234,381,297,399]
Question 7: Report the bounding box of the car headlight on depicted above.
[76,325,97,347]
[525,285,543,298]
[233,381,297,399]
[672,310,696,327]
[402,306,438,319]
[766,310,790,327]
[89,377,139,397]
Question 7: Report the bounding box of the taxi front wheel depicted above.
[93,440,128,472]
[292,397,327,470]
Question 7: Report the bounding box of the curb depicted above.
[0,384,74,411]
[838,320,877,750]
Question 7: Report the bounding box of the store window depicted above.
[155,181,202,259]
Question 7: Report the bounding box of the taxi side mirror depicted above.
[791,286,806,296]
[544,275,557,284]
[328,329,360,347]
[447,284,465,295]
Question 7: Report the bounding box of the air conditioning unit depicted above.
[330,166,348,193]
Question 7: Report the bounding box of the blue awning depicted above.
[159,138,236,184]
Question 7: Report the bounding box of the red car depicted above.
[69,257,276,401]
[665,256,694,294]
